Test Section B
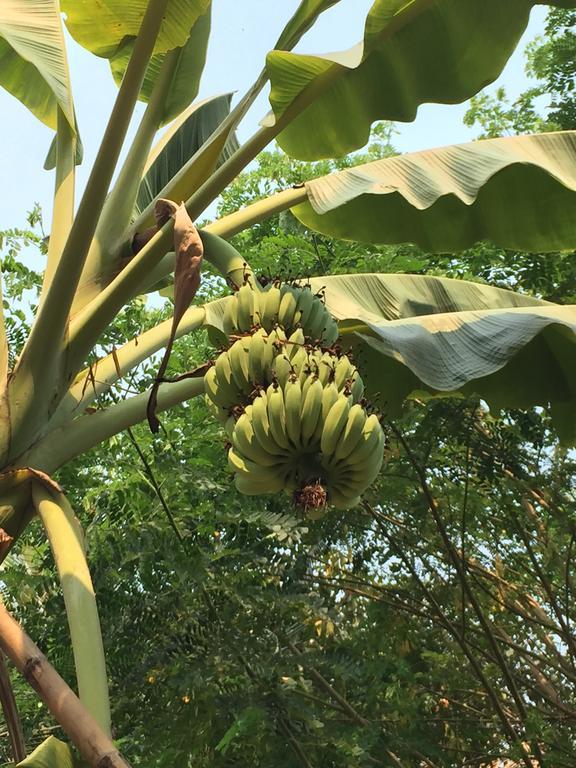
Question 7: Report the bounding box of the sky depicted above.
[0,1,548,234]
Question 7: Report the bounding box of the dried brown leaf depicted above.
[147,199,204,432]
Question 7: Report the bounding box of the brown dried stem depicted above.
[0,601,131,767]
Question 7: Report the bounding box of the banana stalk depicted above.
[31,484,111,737]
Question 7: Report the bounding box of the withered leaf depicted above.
[147,199,204,433]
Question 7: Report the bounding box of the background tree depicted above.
[0,2,576,767]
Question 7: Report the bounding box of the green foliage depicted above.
[527,9,576,130]
[2,4,576,768]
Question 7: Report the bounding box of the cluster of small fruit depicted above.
[204,280,385,514]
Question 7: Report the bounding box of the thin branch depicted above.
[288,642,370,728]
[0,648,26,762]
[276,715,313,768]
[125,427,185,545]
[566,532,576,662]
[513,500,576,667]
[460,406,476,638]
[369,506,535,768]
[388,421,545,767]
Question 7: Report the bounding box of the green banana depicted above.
[235,471,285,495]
[214,352,242,404]
[329,489,362,510]
[320,394,351,456]
[261,283,282,330]
[343,415,384,466]
[232,410,286,467]
[227,446,265,476]
[312,382,339,444]
[284,376,302,448]
[296,287,315,328]
[248,328,266,384]
[301,377,324,445]
[287,327,306,353]
[236,284,256,331]
[334,355,353,391]
[204,366,229,409]
[205,396,229,424]
[228,337,251,391]
[266,384,291,451]
[278,286,298,329]
[251,392,288,456]
[349,370,364,402]
[224,415,236,441]
[323,316,339,345]
[305,297,325,342]
[333,403,367,461]
[222,295,238,337]
[273,354,293,388]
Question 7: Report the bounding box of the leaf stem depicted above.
[74,48,182,314]
[32,484,111,736]
[51,306,205,428]
[8,0,170,457]
[21,377,205,473]
[42,107,76,296]
[207,186,309,239]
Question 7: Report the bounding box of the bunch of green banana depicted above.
[204,328,285,421]
[272,344,364,403]
[221,280,339,345]
[227,365,385,510]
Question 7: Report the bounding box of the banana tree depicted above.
[1,0,576,764]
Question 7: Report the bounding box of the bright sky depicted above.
[0,1,548,234]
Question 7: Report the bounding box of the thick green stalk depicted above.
[42,108,76,297]
[66,231,244,374]
[8,0,170,459]
[73,49,181,315]
[130,70,269,234]
[207,187,309,239]
[134,189,309,293]
[22,378,205,473]
[32,485,111,737]
[50,306,205,429]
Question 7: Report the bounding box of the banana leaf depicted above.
[265,0,576,160]
[0,0,75,129]
[109,5,212,125]
[274,0,343,51]
[292,131,576,252]
[17,736,76,767]
[61,0,210,58]
[135,94,239,219]
[309,274,576,442]
[203,274,576,442]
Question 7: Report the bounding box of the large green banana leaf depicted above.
[17,736,76,767]
[274,0,342,51]
[204,275,576,442]
[61,0,210,58]
[0,0,74,129]
[309,274,576,442]
[135,93,239,219]
[109,5,211,126]
[265,0,576,160]
[292,131,576,252]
